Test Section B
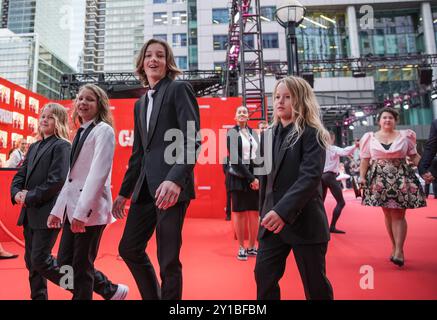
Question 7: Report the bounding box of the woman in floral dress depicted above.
[359,107,426,267]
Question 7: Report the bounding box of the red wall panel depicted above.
[0,77,264,241]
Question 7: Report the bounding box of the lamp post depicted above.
[275,0,306,76]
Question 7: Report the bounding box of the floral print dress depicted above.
[359,129,426,209]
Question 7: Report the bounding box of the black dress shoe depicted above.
[392,257,404,267]
[329,228,346,234]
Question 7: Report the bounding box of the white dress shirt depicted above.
[240,129,258,161]
[146,90,155,132]
[7,149,24,168]
[324,144,357,174]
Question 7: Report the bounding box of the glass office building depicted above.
[1,0,72,66]
[0,30,74,99]
[104,0,145,72]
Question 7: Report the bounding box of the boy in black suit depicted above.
[112,38,201,300]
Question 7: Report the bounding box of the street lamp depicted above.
[275,0,306,76]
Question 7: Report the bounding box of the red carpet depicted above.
[1,190,437,300]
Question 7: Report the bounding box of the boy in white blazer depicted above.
[45,84,128,300]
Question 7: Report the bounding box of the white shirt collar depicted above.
[80,118,96,130]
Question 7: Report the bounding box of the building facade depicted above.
[1,0,73,67]
[104,0,145,72]
[144,0,191,70]
[0,29,75,99]
[82,0,106,72]
[142,0,437,137]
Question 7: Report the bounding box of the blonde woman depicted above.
[11,103,71,299]
[255,76,333,300]
[46,85,128,300]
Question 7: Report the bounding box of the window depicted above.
[260,6,276,22]
[173,0,186,3]
[212,8,229,24]
[175,56,187,70]
[263,33,279,48]
[154,12,168,25]
[213,35,228,50]
[153,34,167,42]
[173,33,187,47]
[243,34,254,49]
[153,0,166,3]
[172,11,187,25]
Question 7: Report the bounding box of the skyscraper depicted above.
[104,0,144,72]
[82,0,105,72]
[0,29,75,99]
[1,0,72,66]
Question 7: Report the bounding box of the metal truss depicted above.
[59,70,223,100]
[224,0,267,120]
[273,54,437,77]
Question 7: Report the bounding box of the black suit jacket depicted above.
[226,125,259,192]
[258,125,330,245]
[119,76,201,203]
[419,119,437,176]
[10,137,71,229]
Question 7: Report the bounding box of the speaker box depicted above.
[302,72,314,88]
[418,69,433,86]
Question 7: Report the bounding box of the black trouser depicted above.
[424,181,437,198]
[254,232,333,300]
[30,220,117,300]
[23,226,60,300]
[321,172,346,229]
[118,200,188,300]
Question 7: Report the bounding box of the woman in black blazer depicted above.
[227,106,260,261]
[255,76,333,300]
[11,103,71,300]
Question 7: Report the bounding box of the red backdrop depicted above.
[0,78,49,241]
[102,97,261,219]
[0,77,49,166]
[0,77,264,241]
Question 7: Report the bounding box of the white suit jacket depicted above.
[51,121,116,226]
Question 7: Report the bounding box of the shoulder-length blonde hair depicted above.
[72,84,113,128]
[135,38,182,87]
[38,102,70,142]
[272,76,329,149]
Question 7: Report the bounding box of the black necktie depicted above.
[70,127,84,165]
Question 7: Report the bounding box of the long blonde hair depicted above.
[272,76,329,149]
[38,103,70,142]
[72,84,113,128]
